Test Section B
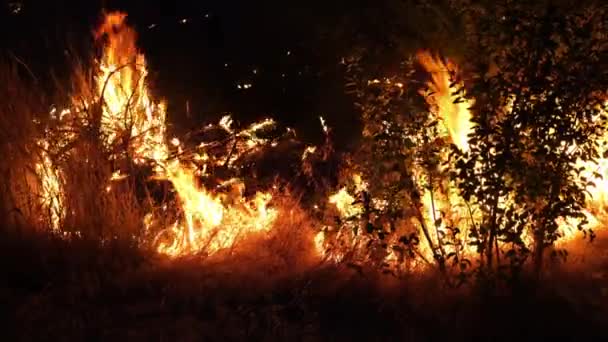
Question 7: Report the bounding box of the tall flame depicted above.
[95,12,279,257]
[417,51,473,151]
[417,51,608,247]
[35,12,279,257]
[317,51,605,266]
[95,12,168,166]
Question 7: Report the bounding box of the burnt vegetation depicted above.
[1,0,608,340]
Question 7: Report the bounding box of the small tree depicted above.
[339,54,470,275]
[450,0,608,278]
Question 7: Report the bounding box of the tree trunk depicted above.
[486,195,500,270]
[533,228,544,280]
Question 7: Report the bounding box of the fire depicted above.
[95,13,279,257]
[94,12,168,166]
[416,51,478,259]
[416,51,608,247]
[563,99,608,242]
[417,52,608,251]
[147,112,281,257]
[316,51,605,268]
[301,146,317,161]
[154,161,277,256]
[328,187,361,218]
[34,11,279,257]
[417,51,473,151]
[31,11,606,270]
[35,140,64,230]
[581,100,608,207]
[315,54,479,266]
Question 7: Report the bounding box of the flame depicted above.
[94,13,279,257]
[32,11,606,270]
[319,116,329,134]
[154,162,277,256]
[561,99,608,241]
[326,173,367,219]
[148,113,279,257]
[317,52,604,267]
[329,187,361,218]
[417,51,608,248]
[301,146,317,161]
[417,51,473,151]
[315,53,480,265]
[34,12,280,257]
[35,140,64,230]
[416,51,478,260]
[95,12,168,166]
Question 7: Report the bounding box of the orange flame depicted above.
[35,140,64,230]
[154,161,277,256]
[33,12,606,269]
[417,51,473,151]
[95,12,168,166]
[94,13,279,257]
[35,12,280,257]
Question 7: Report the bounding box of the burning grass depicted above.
[2,8,608,340]
[7,10,604,272]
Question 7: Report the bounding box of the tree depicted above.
[450,0,608,278]
[337,53,472,275]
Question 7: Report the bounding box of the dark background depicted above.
[0,0,445,148]
[0,0,395,148]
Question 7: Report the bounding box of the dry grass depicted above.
[0,55,153,243]
[0,61,45,231]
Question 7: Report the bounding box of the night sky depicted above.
[0,0,371,148]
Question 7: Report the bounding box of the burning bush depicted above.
[451,1,608,278]
[314,1,608,283]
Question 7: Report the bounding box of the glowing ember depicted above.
[328,187,361,218]
[301,146,317,161]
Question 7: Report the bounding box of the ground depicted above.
[2,230,608,341]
